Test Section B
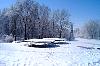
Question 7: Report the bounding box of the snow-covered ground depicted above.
[0,38,100,66]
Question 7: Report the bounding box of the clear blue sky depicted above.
[0,0,100,27]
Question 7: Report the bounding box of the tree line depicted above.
[0,0,74,41]
[74,20,100,39]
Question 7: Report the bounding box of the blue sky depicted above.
[0,0,100,27]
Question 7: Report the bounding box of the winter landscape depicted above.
[0,0,100,66]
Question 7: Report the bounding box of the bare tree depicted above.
[83,20,100,39]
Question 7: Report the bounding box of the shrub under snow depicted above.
[4,35,14,43]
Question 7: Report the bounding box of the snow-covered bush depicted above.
[4,34,14,43]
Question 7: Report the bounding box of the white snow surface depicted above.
[0,38,100,66]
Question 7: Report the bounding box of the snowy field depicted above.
[0,38,100,66]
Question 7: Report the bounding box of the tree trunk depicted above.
[14,18,16,41]
[24,23,27,40]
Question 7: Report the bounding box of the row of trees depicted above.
[0,0,74,41]
[74,20,100,39]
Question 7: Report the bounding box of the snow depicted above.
[43,38,66,41]
[25,39,55,43]
[0,38,100,66]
